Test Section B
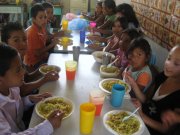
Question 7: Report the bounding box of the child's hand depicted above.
[51,37,59,47]
[53,31,65,37]
[87,35,99,41]
[29,92,52,103]
[125,74,138,89]
[48,110,64,129]
[43,71,59,82]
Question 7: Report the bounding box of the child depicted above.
[82,1,105,27]
[0,44,64,134]
[124,37,152,99]
[1,22,59,96]
[24,3,58,71]
[132,45,180,135]
[88,17,128,51]
[113,28,141,71]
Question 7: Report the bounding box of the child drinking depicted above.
[0,44,64,134]
[124,37,152,99]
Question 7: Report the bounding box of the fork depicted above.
[122,107,140,122]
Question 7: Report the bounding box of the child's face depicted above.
[33,11,47,28]
[119,33,131,50]
[112,21,123,35]
[164,46,180,78]
[128,48,147,70]
[0,55,25,88]
[46,8,53,22]
[7,30,27,58]
[116,12,124,18]
[95,4,102,14]
[102,3,112,15]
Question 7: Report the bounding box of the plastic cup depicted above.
[80,30,85,43]
[61,37,69,49]
[89,90,105,116]
[89,22,96,34]
[102,53,111,65]
[73,46,80,62]
[62,20,68,30]
[110,84,125,107]
[65,60,77,80]
[80,103,96,134]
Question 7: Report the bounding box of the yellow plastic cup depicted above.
[80,103,96,134]
[62,20,68,30]
[65,60,77,80]
[61,37,69,49]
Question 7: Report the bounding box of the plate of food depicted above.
[92,51,115,63]
[36,96,74,119]
[59,37,73,46]
[100,65,120,78]
[39,65,60,75]
[99,78,131,94]
[103,110,144,135]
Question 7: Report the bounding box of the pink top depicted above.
[0,87,53,135]
[116,48,129,68]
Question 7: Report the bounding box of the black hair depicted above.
[126,37,151,62]
[42,2,53,9]
[103,0,116,13]
[31,3,45,18]
[97,1,103,7]
[112,17,128,30]
[122,28,141,40]
[1,22,23,43]
[0,43,18,76]
[116,3,139,28]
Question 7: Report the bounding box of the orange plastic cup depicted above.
[65,60,77,80]
[80,103,96,134]
[89,90,105,116]
[62,20,68,30]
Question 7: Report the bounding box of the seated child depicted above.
[1,22,59,96]
[87,17,128,51]
[82,1,105,27]
[0,44,64,134]
[24,3,58,71]
[124,37,152,100]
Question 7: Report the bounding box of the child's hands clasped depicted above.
[48,110,64,129]
[29,92,52,103]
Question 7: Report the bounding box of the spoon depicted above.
[107,57,119,67]
[122,107,140,122]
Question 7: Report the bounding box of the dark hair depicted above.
[42,2,53,9]
[113,17,128,30]
[97,1,103,7]
[1,22,23,43]
[116,3,139,28]
[0,43,18,76]
[31,3,45,18]
[103,0,116,13]
[126,37,151,62]
[122,28,141,40]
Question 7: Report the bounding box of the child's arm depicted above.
[87,35,108,43]
[20,71,59,96]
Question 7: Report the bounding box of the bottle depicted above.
[110,84,125,107]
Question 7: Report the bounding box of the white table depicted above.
[29,53,150,135]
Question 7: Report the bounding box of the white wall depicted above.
[115,0,131,5]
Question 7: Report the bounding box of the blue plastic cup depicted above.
[110,84,125,107]
[80,30,85,43]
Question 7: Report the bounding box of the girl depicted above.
[132,45,180,135]
[82,1,105,27]
[0,44,64,134]
[1,22,59,96]
[88,17,128,51]
[124,37,152,99]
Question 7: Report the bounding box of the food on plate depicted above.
[106,111,140,135]
[101,66,119,73]
[102,80,129,92]
[37,97,73,119]
[39,65,60,74]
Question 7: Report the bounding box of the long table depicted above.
[29,53,150,135]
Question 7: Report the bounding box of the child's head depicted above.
[95,2,103,15]
[119,28,141,51]
[102,0,116,15]
[164,45,180,78]
[42,2,53,22]
[112,17,128,35]
[0,44,25,89]
[1,22,27,58]
[31,3,47,28]
[126,37,151,70]
[116,3,139,28]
